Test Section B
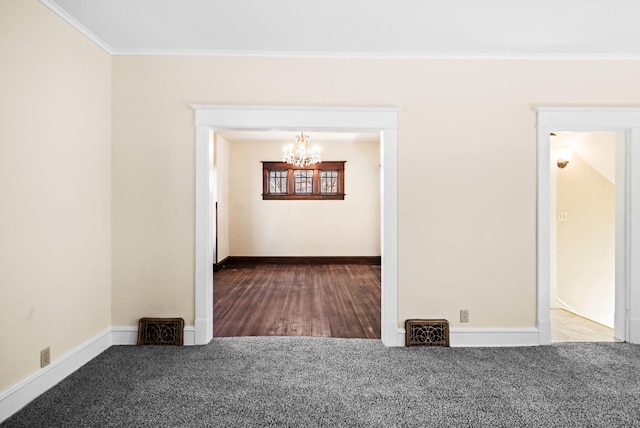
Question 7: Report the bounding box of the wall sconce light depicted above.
[557,148,572,169]
[550,133,572,168]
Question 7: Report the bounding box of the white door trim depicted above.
[191,105,401,346]
[535,107,640,344]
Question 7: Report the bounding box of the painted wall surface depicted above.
[228,139,381,256]
[0,0,112,391]
[215,135,230,262]
[557,151,616,327]
[110,55,640,328]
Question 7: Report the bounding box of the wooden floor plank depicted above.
[311,269,332,337]
[213,263,381,339]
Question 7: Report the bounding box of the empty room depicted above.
[3,0,640,426]
[211,131,382,339]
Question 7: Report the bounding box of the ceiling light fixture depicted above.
[282,132,321,167]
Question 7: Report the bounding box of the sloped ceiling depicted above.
[553,132,617,184]
[41,0,640,57]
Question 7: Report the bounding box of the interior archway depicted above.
[192,105,400,346]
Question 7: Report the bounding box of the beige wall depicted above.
[0,0,112,391]
[230,139,380,256]
[557,152,616,327]
[214,134,230,262]
[110,56,640,328]
[228,139,381,256]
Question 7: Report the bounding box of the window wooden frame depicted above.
[262,161,345,200]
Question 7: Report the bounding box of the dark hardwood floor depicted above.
[213,264,381,339]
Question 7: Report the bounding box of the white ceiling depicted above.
[42,0,640,57]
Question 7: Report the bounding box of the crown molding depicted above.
[39,0,113,54]
[112,48,640,60]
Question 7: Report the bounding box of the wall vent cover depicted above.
[137,317,184,346]
[405,319,450,347]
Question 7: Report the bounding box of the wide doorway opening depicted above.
[211,130,382,338]
[549,131,620,342]
[193,105,399,346]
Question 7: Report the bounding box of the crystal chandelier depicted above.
[282,132,321,167]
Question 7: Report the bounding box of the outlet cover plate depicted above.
[40,347,50,368]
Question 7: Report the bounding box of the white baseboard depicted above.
[628,318,640,343]
[110,325,138,345]
[194,318,212,345]
[383,322,404,346]
[450,327,540,347]
[537,319,552,345]
[111,325,196,345]
[555,298,580,316]
[397,327,541,347]
[0,328,112,423]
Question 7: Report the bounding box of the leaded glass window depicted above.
[269,170,287,194]
[262,161,345,200]
[320,170,338,194]
[294,170,313,194]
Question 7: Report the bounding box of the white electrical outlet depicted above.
[557,211,568,222]
[41,347,50,368]
[460,309,469,323]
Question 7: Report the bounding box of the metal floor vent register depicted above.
[137,317,184,346]
[405,319,450,347]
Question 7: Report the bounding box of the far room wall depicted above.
[214,134,231,262]
[556,133,616,327]
[227,138,381,256]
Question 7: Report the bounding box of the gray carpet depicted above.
[3,338,640,427]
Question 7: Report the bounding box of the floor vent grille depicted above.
[137,317,184,346]
[405,319,450,347]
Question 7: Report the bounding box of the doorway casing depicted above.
[536,107,640,344]
[192,105,400,346]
